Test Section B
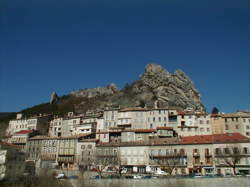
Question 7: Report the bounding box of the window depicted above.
[164,117,167,121]
[246,132,250,136]
[159,117,161,122]
[243,147,248,154]
[153,117,155,122]
[225,125,229,130]
[207,128,210,132]
[215,148,220,155]
[150,124,153,129]
[224,148,230,154]
[246,125,250,129]
[205,148,209,155]
[225,118,227,123]
[181,121,185,126]
[87,145,92,149]
[235,125,239,129]
[200,120,203,124]
[206,120,209,124]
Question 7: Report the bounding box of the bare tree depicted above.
[149,147,186,175]
[215,146,244,175]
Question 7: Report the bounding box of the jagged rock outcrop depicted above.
[50,92,59,104]
[70,83,119,98]
[58,63,205,113]
[129,64,204,111]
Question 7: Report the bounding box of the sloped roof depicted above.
[15,130,33,135]
[156,127,173,130]
[181,133,250,144]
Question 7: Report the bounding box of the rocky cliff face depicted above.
[129,64,204,111]
[70,83,119,98]
[71,64,205,113]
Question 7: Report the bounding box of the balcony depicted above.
[205,152,212,157]
[150,153,187,158]
[117,123,132,128]
[193,152,200,157]
[204,161,213,166]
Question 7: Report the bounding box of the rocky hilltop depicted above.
[71,64,205,112]
[18,64,205,117]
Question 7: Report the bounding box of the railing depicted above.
[150,153,187,158]
[193,152,200,157]
[205,152,212,157]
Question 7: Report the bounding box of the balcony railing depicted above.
[150,153,187,158]
[193,153,200,157]
[205,152,212,157]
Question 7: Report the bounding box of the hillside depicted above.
[0,64,205,128]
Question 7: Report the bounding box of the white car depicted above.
[133,175,143,179]
[55,173,65,179]
[154,170,168,175]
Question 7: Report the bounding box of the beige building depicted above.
[6,114,51,137]
[95,133,250,176]
[211,113,250,138]
[49,117,63,137]
[76,139,97,170]
[176,112,211,137]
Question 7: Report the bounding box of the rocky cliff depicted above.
[71,64,205,112]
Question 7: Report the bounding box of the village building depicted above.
[0,142,26,180]
[96,133,250,176]
[210,113,250,138]
[6,113,52,137]
[10,130,35,151]
[76,139,98,170]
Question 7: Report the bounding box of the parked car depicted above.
[154,170,168,176]
[121,168,127,174]
[133,175,143,179]
[55,173,66,179]
[193,173,203,178]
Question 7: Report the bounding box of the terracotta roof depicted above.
[15,130,33,135]
[119,107,149,112]
[178,111,195,115]
[96,131,110,134]
[221,113,250,118]
[156,127,173,130]
[178,126,198,128]
[0,141,21,149]
[210,114,221,117]
[29,133,94,140]
[79,139,99,142]
[181,133,250,144]
[29,136,56,140]
[122,129,156,133]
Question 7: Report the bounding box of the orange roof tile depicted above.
[15,130,33,135]
[181,133,249,144]
[156,127,173,130]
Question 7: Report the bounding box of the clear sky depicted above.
[0,0,249,113]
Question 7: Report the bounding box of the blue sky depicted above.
[0,0,249,113]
